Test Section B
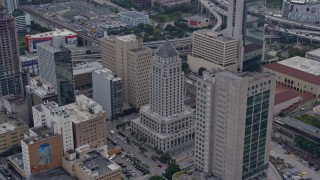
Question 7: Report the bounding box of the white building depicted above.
[32,94,106,153]
[15,14,31,32]
[93,68,123,120]
[131,41,194,152]
[305,48,320,61]
[117,11,149,26]
[195,69,276,180]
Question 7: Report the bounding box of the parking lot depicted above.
[270,141,320,179]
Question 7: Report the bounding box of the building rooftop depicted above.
[264,59,320,85]
[94,68,121,81]
[22,126,57,145]
[79,150,121,178]
[27,77,57,98]
[306,48,320,58]
[26,29,76,39]
[29,168,74,180]
[184,15,208,21]
[116,34,138,42]
[244,43,263,53]
[194,29,236,42]
[118,11,148,19]
[278,56,320,76]
[0,111,28,135]
[41,95,104,123]
[73,62,103,76]
[275,89,300,105]
[7,153,24,170]
[277,117,320,140]
[154,40,179,58]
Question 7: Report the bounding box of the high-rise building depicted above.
[32,94,107,152]
[131,41,194,152]
[227,0,265,71]
[2,0,18,14]
[93,68,123,120]
[0,11,21,96]
[188,29,238,73]
[101,35,152,108]
[37,38,75,106]
[194,69,275,179]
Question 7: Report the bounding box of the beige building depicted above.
[0,112,29,154]
[128,47,152,107]
[101,35,152,108]
[263,56,320,98]
[131,41,195,152]
[63,149,122,180]
[195,69,276,179]
[305,48,320,61]
[188,29,238,73]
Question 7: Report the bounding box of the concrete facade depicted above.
[131,41,195,152]
[195,69,276,180]
[101,35,151,108]
[117,11,149,26]
[93,68,123,120]
[0,12,21,96]
[32,95,107,152]
[189,30,238,73]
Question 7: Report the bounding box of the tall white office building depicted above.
[131,41,194,151]
[93,68,123,120]
[195,69,275,180]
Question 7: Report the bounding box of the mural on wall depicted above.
[38,143,52,165]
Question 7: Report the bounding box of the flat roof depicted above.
[306,48,320,58]
[29,168,73,180]
[73,62,103,76]
[22,126,57,145]
[27,77,57,98]
[118,11,148,19]
[116,34,138,42]
[278,56,320,76]
[264,60,320,86]
[184,15,208,21]
[80,150,120,177]
[0,112,28,134]
[27,29,76,39]
[277,117,320,139]
[275,89,300,105]
[194,29,236,42]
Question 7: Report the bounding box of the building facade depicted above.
[21,126,63,177]
[227,0,265,71]
[32,94,107,152]
[263,56,320,98]
[0,112,28,154]
[0,12,21,96]
[15,14,31,33]
[3,0,18,14]
[131,41,195,152]
[188,29,238,73]
[195,69,275,180]
[37,39,75,106]
[128,47,152,107]
[93,68,123,120]
[101,35,151,108]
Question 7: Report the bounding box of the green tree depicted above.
[163,160,181,180]
[181,62,190,74]
[198,67,207,76]
[137,23,145,32]
[160,152,171,163]
[145,24,154,34]
[149,176,164,180]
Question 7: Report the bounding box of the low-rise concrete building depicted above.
[0,112,29,154]
[117,11,149,26]
[184,15,210,28]
[264,56,320,98]
[62,149,122,180]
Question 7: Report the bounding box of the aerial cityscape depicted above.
[0,0,320,180]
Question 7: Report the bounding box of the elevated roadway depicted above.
[266,15,320,31]
[20,6,101,45]
[198,0,223,31]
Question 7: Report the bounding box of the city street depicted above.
[270,141,320,179]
